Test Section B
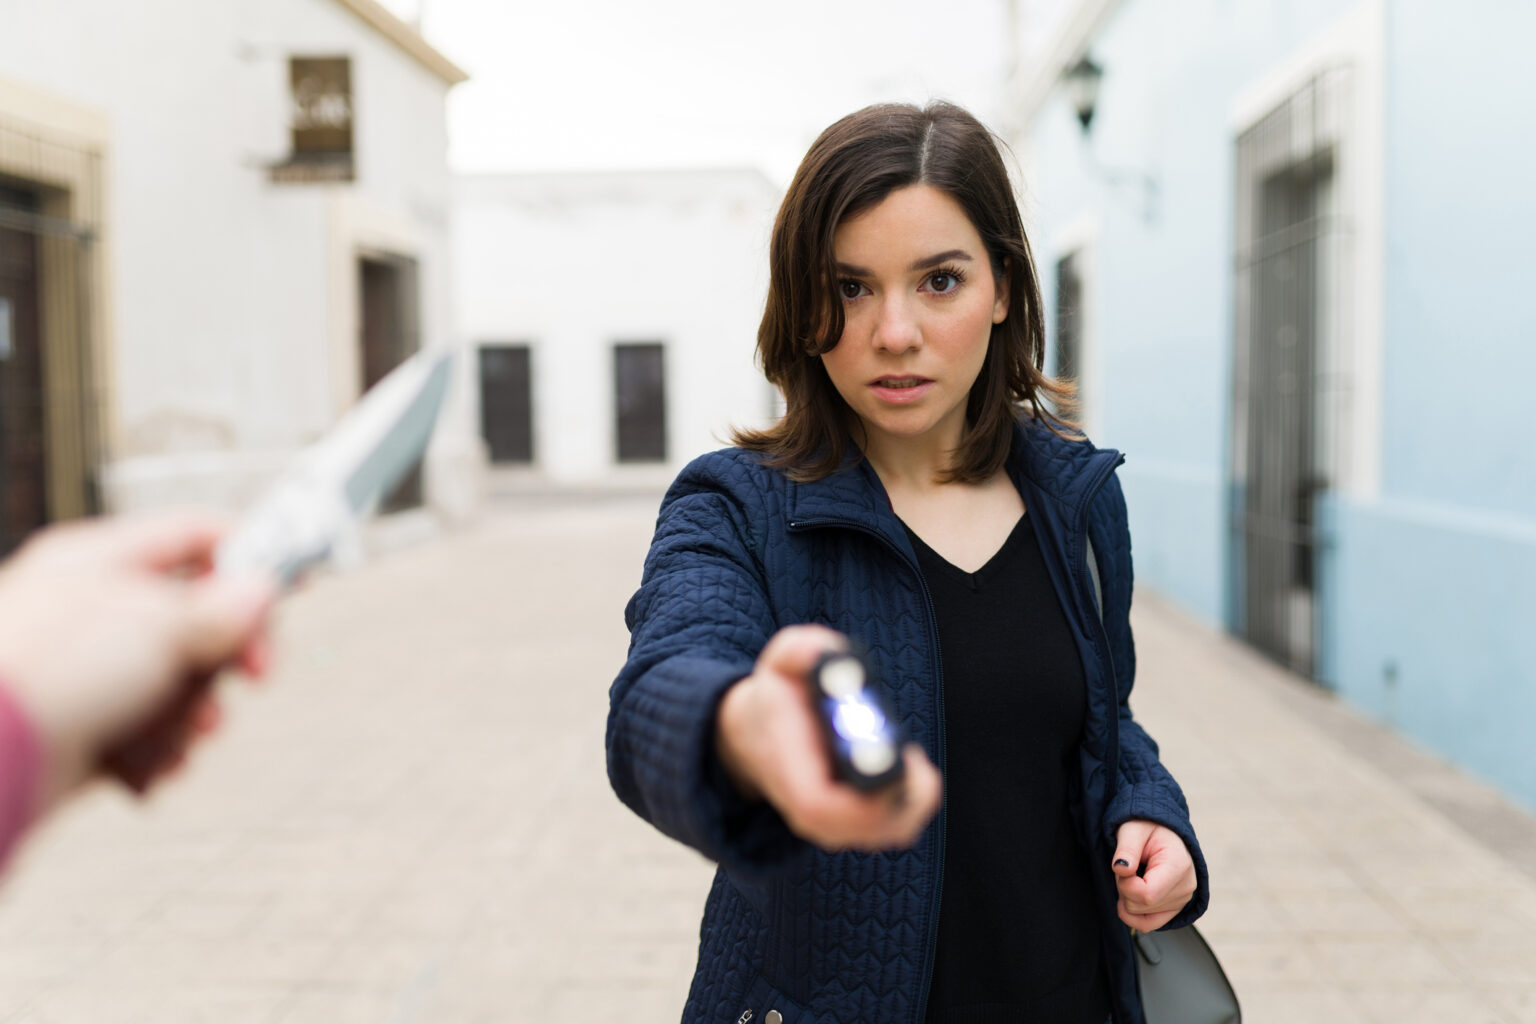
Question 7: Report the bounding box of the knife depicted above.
[103,349,453,791]
[217,348,453,586]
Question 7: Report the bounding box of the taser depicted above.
[810,649,906,791]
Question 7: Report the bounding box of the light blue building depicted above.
[1016,0,1536,809]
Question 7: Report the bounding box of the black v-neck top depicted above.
[906,515,1110,1024]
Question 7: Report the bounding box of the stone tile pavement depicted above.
[0,495,1532,1022]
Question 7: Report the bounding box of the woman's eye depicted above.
[927,272,959,293]
[839,280,866,300]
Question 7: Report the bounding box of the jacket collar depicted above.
[1007,418,1123,523]
[785,454,894,532]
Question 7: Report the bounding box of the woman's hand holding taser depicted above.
[715,624,942,852]
[1111,819,1198,930]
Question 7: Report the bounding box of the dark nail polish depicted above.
[1114,859,1130,868]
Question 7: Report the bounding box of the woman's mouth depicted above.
[868,377,935,403]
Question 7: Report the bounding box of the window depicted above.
[271,56,355,183]
[1054,250,1084,414]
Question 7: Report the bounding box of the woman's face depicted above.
[821,184,1008,461]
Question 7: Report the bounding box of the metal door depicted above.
[614,342,666,463]
[1231,69,1352,680]
[0,176,100,555]
[0,184,46,555]
[1240,161,1329,674]
[479,344,533,463]
[359,254,422,510]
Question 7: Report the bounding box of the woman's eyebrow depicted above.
[835,249,976,278]
[909,249,974,271]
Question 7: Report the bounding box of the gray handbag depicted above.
[1083,542,1241,1023]
[1132,926,1241,1024]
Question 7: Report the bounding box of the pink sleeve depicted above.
[0,683,42,869]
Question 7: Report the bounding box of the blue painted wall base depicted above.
[1319,494,1536,813]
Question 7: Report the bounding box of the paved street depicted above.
[2,494,1534,1023]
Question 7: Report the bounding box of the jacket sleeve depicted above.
[0,681,42,871]
[1092,474,1210,930]
[606,455,807,875]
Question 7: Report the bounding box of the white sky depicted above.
[380,0,1071,185]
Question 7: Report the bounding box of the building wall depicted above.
[1024,0,1361,624]
[453,169,779,486]
[1024,0,1536,809]
[1321,496,1536,807]
[1378,1,1536,519]
[1320,0,1536,807]
[0,0,476,517]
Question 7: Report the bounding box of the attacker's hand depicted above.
[0,513,276,807]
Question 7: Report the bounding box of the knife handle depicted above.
[100,669,218,794]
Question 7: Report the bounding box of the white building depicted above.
[0,0,481,552]
[454,168,781,490]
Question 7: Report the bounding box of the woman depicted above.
[607,101,1207,1024]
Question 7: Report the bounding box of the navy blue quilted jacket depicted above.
[608,417,1209,1024]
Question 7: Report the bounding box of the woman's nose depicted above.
[872,294,921,353]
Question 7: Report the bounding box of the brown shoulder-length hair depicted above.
[733,100,1078,482]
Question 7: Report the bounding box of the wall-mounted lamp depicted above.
[1063,56,1104,133]
[1060,53,1159,223]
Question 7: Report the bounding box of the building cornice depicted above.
[455,166,783,205]
[328,0,469,85]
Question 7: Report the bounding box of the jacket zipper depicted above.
[1073,453,1126,1024]
[1075,453,1125,799]
[910,557,946,1024]
[786,516,947,1024]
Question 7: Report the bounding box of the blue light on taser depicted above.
[831,696,898,776]
[831,697,885,741]
[811,649,904,785]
